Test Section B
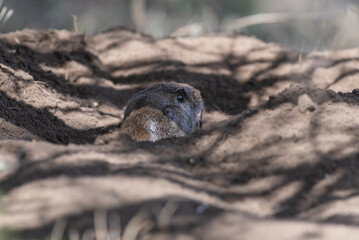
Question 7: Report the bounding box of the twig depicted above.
[224,11,340,31]
[72,14,80,33]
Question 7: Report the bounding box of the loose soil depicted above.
[0,27,359,239]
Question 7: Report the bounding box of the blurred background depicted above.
[1,0,359,51]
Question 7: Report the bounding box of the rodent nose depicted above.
[164,107,174,119]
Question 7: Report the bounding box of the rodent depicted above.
[120,82,204,142]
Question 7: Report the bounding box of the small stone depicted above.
[353,89,359,96]
[91,101,99,107]
[196,204,208,214]
[187,158,197,165]
[16,149,27,160]
[298,94,316,113]
[0,161,8,172]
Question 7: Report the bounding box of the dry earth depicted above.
[0,27,358,239]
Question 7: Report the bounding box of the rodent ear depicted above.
[182,86,202,103]
[123,95,147,119]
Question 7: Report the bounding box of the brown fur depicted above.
[120,82,204,142]
[120,106,185,142]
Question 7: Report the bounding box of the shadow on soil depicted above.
[0,29,359,239]
[1,92,359,239]
[0,30,297,144]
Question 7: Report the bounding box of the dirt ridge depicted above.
[0,28,359,239]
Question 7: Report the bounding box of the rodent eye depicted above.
[177,93,184,102]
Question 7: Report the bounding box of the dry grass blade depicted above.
[157,200,178,229]
[69,229,80,240]
[0,0,13,28]
[224,11,339,30]
[94,209,109,240]
[1,8,12,26]
[122,211,153,240]
[171,23,205,37]
[50,218,67,240]
[81,229,95,240]
[0,6,7,23]
[130,0,147,32]
[108,212,122,240]
[72,14,79,33]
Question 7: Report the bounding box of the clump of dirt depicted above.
[0,27,359,239]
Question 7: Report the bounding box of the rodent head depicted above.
[124,82,204,134]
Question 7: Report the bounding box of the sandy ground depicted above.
[0,28,358,239]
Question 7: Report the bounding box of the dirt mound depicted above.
[0,28,359,239]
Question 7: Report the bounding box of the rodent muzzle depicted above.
[163,106,175,120]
